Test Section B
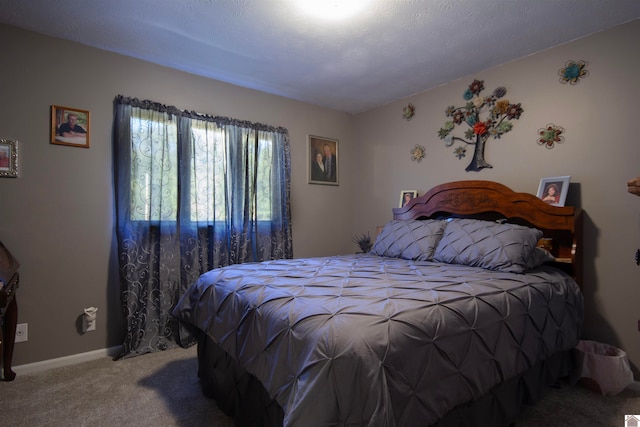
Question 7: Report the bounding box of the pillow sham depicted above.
[370,219,447,261]
[433,218,544,273]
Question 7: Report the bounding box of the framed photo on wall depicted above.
[0,139,18,178]
[537,176,570,206]
[51,105,90,148]
[399,190,418,207]
[308,135,339,185]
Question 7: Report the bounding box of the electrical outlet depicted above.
[83,307,98,332]
[15,323,28,342]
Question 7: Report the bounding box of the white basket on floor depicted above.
[575,340,634,395]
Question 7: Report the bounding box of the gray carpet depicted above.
[0,346,638,426]
[1,346,234,427]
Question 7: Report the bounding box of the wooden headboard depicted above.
[392,180,583,286]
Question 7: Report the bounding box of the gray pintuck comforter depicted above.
[173,254,583,426]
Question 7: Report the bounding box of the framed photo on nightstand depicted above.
[537,176,570,206]
[399,190,418,208]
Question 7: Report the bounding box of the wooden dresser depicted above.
[0,241,19,381]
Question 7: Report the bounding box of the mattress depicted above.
[173,254,583,426]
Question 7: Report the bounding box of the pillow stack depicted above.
[371,218,555,273]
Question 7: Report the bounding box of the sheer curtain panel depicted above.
[113,96,292,358]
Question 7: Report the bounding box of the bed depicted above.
[172,180,584,426]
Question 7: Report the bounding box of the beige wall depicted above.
[353,20,640,374]
[3,19,640,377]
[0,24,354,365]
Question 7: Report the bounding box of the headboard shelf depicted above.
[392,180,583,286]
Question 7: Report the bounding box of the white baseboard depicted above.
[13,345,123,376]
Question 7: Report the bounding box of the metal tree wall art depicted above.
[438,80,523,172]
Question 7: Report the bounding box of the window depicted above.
[128,112,276,223]
[189,121,227,222]
[129,115,178,221]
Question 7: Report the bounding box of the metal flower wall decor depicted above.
[410,144,426,162]
[402,103,415,121]
[558,60,589,85]
[438,80,523,172]
[537,123,565,149]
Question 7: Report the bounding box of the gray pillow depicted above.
[371,220,447,261]
[433,218,544,273]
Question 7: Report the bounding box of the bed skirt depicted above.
[196,333,574,427]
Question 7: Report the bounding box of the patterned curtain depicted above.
[113,96,292,358]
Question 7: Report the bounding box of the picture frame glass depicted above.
[537,176,570,206]
[51,105,90,148]
[399,190,418,207]
[308,135,338,185]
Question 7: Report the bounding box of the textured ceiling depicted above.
[1,0,639,114]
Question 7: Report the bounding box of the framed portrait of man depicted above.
[51,105,90,148]
[308,135,338,186]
